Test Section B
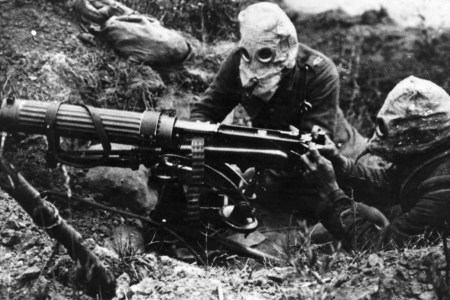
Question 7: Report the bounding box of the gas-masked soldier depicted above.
[190,2,366,218]
[303,76,450,250]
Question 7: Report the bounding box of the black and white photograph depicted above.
[1,0,450,299]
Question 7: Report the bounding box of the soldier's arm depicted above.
[318,174,450,250]
[301,58,340,138]
[332,155,398,204]
[302,146,394,250]
[190,50,241,123]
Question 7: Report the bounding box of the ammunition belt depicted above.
[186,137,204,223]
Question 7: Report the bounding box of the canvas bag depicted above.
[103,15,191,66]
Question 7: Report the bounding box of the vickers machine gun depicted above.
[0,98,324,257]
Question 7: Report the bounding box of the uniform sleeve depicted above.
[387,175,450,244]
[301,59,340,137]
[190,50,241,123]
[334,156,398,206]
[317,175,450,251]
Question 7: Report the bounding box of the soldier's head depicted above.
[238,2,298,101]
[367,76,450,162]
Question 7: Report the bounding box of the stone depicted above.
[173,263,205,278]
[115,273,131,300]
[84,144,158,214]
[367,253,384,268]
[18,266,41,282]
[93,244,119,260]
[0,275,11,300]
[30,277,50,299]
[2,253,12,261]
[130,277,155,296]
[4,219,20,230]
[419,291,436,300]
[2,234,21,247]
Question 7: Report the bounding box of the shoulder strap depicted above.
[297,65,312,128]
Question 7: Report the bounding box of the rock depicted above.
[173,263,205,278]
[84,144,158,213]
[411,281,422,295]
[4,219,20,230]
[1,229,14,237]
[130,277,155,297]
[30,277,50,300]
[419,291,436,300]
[367,253,384,268]
[1,252,12,261]
[267,275,284,284]
[115,273,131,300]
[0,275,11,300]
[18,266,41,282]
[334,273,349,287]
[21,236,42,250]
[96,224,112,236]
[93,244,119,260]
[77,32,95,46]
[2,233,21,247]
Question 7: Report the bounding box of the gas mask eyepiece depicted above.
[255,47,275,64]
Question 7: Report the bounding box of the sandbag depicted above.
[367,76,450,159]
[103,15,192,66]
[74,0,136,24]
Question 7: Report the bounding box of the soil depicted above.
[1,0,450,299]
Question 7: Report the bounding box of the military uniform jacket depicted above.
[317,150,450,250]
[190,43,364,157]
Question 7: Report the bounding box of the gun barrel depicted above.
[0,98,310,169]
[0,99,187,147]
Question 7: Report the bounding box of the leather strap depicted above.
[44,102,111,167]
[45,101,64,168]
[79,104,111,161]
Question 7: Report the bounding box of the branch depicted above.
[0,156,116,299]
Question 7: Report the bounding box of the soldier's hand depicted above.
[300,142,340,196]
[311,125,339,161]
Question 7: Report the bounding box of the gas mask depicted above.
[238,2,299,102]
[367,76,450,162]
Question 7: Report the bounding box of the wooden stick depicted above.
[0,156,116,299]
